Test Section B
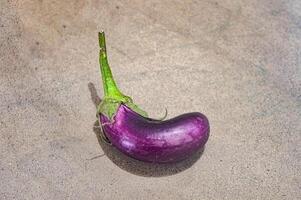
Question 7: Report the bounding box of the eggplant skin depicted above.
[99,104,209,163]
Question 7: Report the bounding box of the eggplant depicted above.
[97,32,209,163]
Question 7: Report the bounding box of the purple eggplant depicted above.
[97,32,209,163]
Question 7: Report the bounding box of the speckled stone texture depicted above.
[0,0,300,200]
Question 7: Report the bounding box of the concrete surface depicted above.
[0,0,300,199]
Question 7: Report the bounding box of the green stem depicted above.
[98,32,124,99]
[97,32,148,119]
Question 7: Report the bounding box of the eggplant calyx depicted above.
[97,31,148,120]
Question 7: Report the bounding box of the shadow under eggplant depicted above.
[88,82,205,177]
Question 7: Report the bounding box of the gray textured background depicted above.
[0,0,300,199]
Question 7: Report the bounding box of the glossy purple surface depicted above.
[99,104,209,163]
